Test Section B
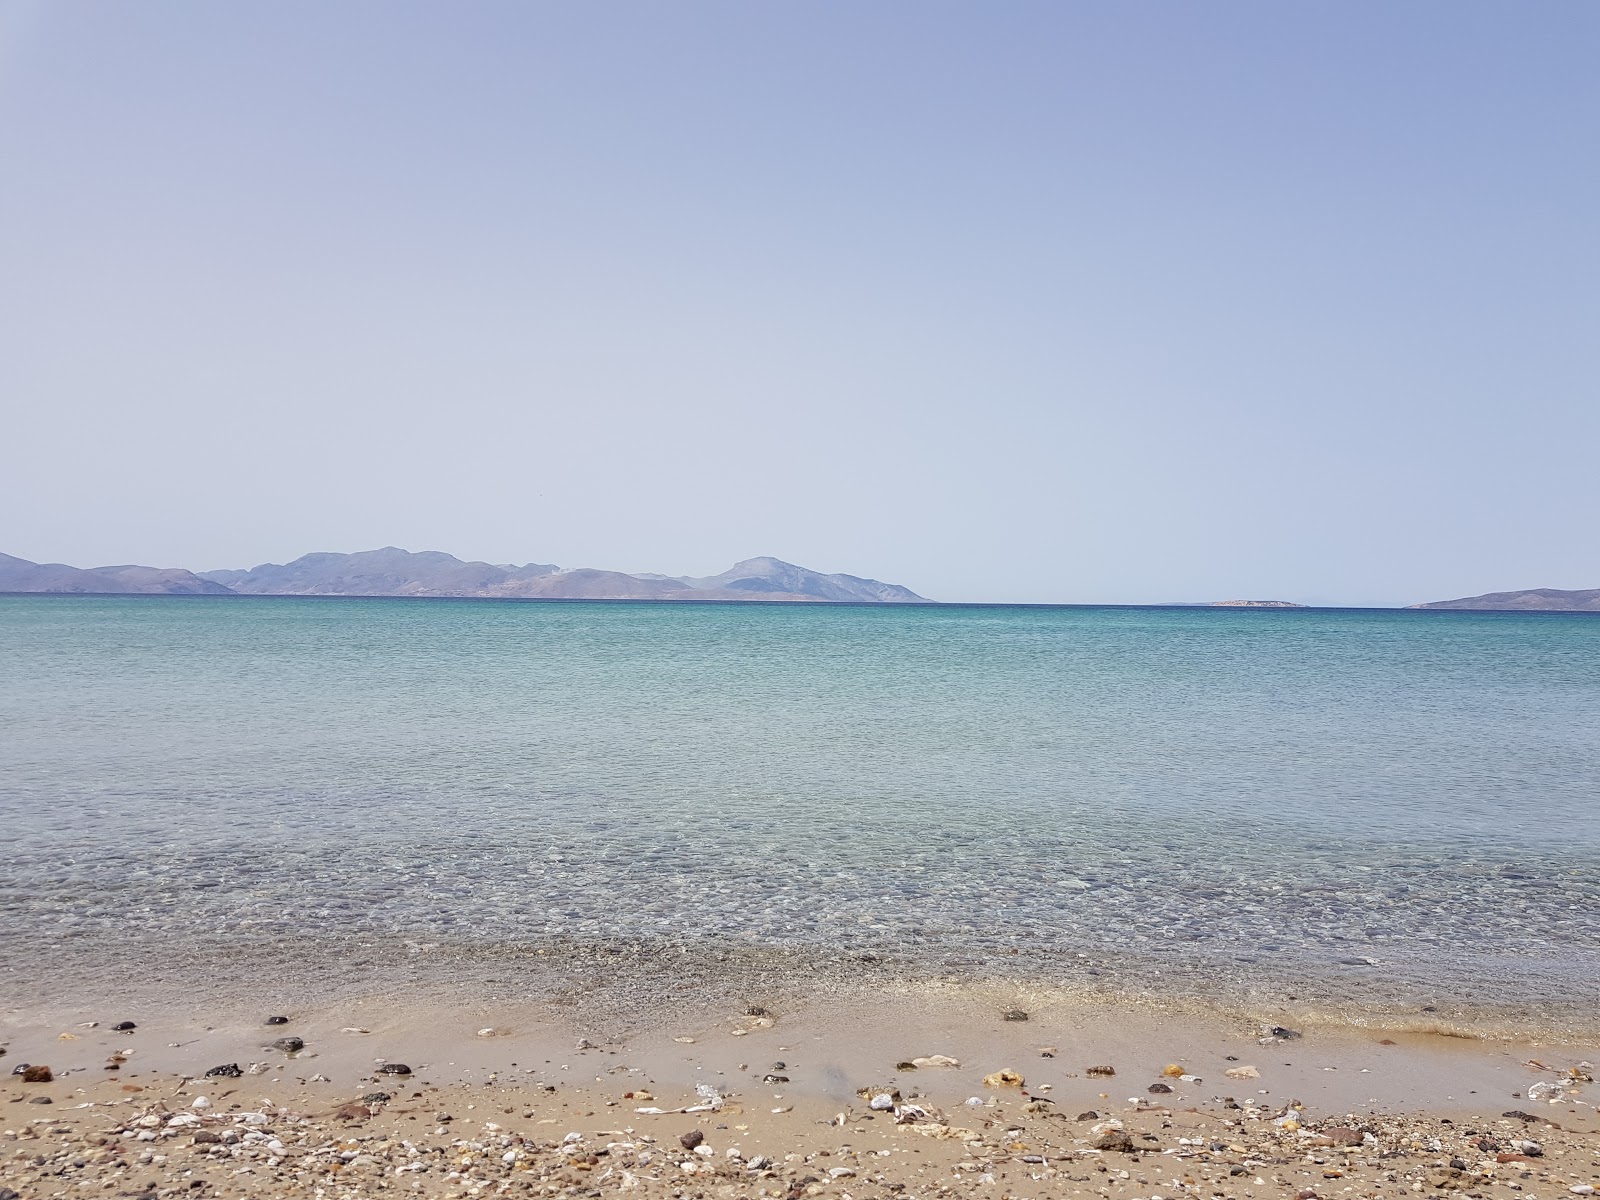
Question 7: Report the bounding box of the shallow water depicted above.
[2,596,1597,1027]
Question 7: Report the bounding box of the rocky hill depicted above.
[0,553,229,595]
[2,548,928,603]
[1410,588,1600,612]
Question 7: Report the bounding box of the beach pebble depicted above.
[1002,1009,1029,1022]
[265,1015,289,1025]
[868,1093,896,1110]
[269,1036,304,1053]
[21,1065,54,1083]
[204,1063,242,1078]
[911,1054,961,1068]
[679,1130,704,1150]
[377,1062,412,1075]
[111,1021,136,1032]
[190,1096,211,1110]
[1094,1128,1135,1152]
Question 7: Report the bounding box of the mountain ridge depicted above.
[1408,587,1600,612]
[1,548,929,604]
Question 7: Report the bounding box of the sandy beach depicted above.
[6,981,1598,1199]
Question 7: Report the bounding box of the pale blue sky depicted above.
[2,1,1595,605]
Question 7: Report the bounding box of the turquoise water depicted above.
[3,596,1597,1023]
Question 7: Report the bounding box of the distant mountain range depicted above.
[0,548,929,604]
[1409,588,1600,612]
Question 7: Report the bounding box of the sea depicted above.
[3,595,1597,1031]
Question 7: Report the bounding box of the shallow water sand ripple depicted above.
[2,596,1596,1030]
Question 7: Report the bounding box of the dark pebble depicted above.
[1076,1110,1099,1121]
[1148,1082,1173,1094]
[378,1063,412,1075]
[265,1016,289,1026]
[204,1063,243,1078]
[1,1188,19,1200]
[28,1095,53,1104]
[270,1037,305,1053]
[362,1092,392,1105]
[895,1061,917,1071]
[746,1006,771,1017]
[1002,1009,1029,1022]
[769,1061,786,1070]
[193,1132,222,1145]
[112,1021,137,1032]
[679,1130,704,1150]
[1270,1026,1302,1040]
[763,1073,790,1084]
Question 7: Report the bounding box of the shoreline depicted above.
[9,931,1600,1045]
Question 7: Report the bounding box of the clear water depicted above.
[3,596,1597,1025]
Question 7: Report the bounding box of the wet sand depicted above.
[5,983,1598,1198]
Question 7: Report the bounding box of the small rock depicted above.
[1225,1065,1261,1079]
[269,1036,304,1053]
[1270,1026,1302,1040]
[112,1021,137,1032]
[868,1093,896,1111]
[204,1063,242,1078]
[265,1016,289,1025]
[1077,1110,1099,1121]
[911,1055,961,1069]
[377,1062,412,1075]
[763,1074,789,1084]
[1086,1065,1116,1077]
[1322,1127,1365,1146]
[983,1069,1024,1088]
[1093,1128,1134,1152]
[1002,1009,1029,1022]
[1148,1082,1172,1094]
[28,1095,52,1104]
[21,1064,53,1083]
[190,1096,211,1110]
[679,1130,705,1150]
[362,1092,392,1104]
[746,1006,771,1017]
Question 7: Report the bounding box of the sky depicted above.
[1,1,1596,606]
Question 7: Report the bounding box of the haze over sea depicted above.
[4,596,1597,1033]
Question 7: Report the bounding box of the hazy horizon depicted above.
[3,1,1596,607]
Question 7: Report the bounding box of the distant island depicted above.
[1409,588,1600,612]
[0,548,928,604]
[1209,600,1306,608]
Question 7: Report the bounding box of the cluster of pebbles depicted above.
[5,1062,1598,1199]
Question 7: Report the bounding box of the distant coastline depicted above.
[4,548,1598,610]
[0,548,927,604]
